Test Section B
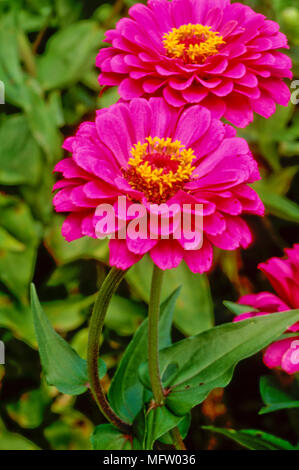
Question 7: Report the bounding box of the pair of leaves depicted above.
[31,284,106,395]
[96,291,299,449]
[31,277,299,448]
[139,309,299,416]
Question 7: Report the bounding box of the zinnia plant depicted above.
[235,244,299,374]
[2,0,299,454]
[30,0,298,452]
[96,0,292,127]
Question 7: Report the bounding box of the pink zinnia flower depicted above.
[235,244,299,374]
[96,0,292,128]
[53,98,263,273]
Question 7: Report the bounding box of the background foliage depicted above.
[0,0,298,450]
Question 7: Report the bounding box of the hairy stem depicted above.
[87,267,131,434]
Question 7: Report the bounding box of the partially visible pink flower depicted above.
[263,338,299,375]
[96,0,292,128]
[53,98,263,273]
[235,244,299,374]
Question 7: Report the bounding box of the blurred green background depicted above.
[0,0,298,450]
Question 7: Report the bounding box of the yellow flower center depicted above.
[124,137,196,203]
[163,24,225,64]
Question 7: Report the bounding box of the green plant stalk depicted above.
[87,267,131,434]
[148,264,186,450]
[170,427,187,451]
[148,264,165,405]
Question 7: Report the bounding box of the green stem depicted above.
[148,264,165,406]
[148,265,186,449]
[87,267,131,434]
[18,32,36,76]
[170,427,187,450]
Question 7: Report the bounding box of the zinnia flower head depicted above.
[53,98,263,273]
[96,0,292,128]
[235,244,299,374]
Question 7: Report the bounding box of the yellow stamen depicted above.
[163,24,225,64]
[124,137,196,203]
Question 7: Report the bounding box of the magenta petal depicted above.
[174,106,211,147]
[163,86,187,107]
[183,238,213,273]
[129,98,152,142]
[224,94,253,128]
[127,237,158,255]
[200,95,226,119]
[263,338,293,370]
[109,238,142,269]
[61,214,84,242]
[150,239,184,270]
[119,77,144,99]
[96,111,132,168]
[208,216,252,250]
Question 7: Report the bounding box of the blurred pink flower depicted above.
[96,0,292,128]
[53,98,263,272]
[235,244,299,374]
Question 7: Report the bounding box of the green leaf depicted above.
[91,424,141,450]
[259,376,299,415]
[108,288,180,424]
[254,181,299,223]
[0,227,25,252]
[0,14,28,108]
[202,426,297,450]
[158,413,191,445]
[43,294,97,332]
[106,295,146,336]
[30,284,106,395]
[0,419,39,450]
[0,293,36,347]
[223,301,257,316]
[264,166,299,196]
[0,115,42,186]
[44,410,93,450]
[127,257,214,336]
[6,384,51,429]
[144,407,183,450]
[0,195,40,301]
[37,20,104,90]
[22,82,62,162]
[139,310,299,416]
